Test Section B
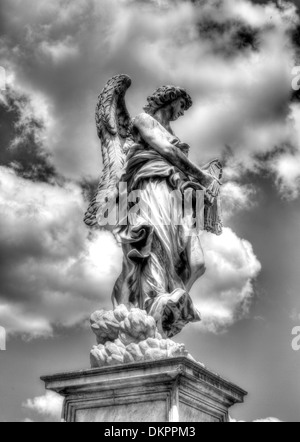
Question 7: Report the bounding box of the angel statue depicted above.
[84,74,222,339]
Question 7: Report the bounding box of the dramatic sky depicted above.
[0,0,300,422]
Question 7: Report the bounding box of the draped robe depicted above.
[112,113,205,338]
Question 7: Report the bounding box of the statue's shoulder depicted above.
[132,112,157,131]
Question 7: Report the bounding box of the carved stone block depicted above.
[41,357,247,423]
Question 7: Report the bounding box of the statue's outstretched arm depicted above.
[133,113,215,188]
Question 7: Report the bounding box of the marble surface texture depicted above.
[42,357,247,423]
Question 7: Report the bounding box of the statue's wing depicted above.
[84,75,132,228]
[202,159,223,236]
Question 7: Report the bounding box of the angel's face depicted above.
[170,98,186,121]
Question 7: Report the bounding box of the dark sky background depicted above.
[0,0,300,422]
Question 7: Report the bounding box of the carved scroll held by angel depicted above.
[84,74,223,338]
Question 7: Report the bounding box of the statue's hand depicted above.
[196,168,217,188]
[177,142,190,157]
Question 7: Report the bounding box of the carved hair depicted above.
[144,85,193,116]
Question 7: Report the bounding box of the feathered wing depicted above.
[84,75,132,228]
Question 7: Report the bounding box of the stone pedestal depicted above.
[41,357,247,423]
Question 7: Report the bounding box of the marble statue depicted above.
[90,304,190,368]
[84,75,222,366]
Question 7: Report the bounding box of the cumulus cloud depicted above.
[290,309,300,321]
[1,0,296,337]
[221,181,257,220]
[230,416,283,422]
[192,228,262,333]
[0,166,122,337]
[0,88,56,182]
[0,164,260,337]
[23,392,63,423]
[270,104,300,199]
[253,417,283,422]
[0,0,299,194]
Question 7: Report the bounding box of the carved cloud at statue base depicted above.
[41,305,247,422]
[90,304,191,368]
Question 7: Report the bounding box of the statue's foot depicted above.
[145,289,201,338]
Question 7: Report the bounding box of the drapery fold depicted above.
[112,140,204,337]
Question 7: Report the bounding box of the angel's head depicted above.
[144,85,192,122]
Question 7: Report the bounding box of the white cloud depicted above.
[192,228,262,333]
[270,105,300,200]
[39,39,79,64]
[0,305,52,338]
[274,152,300,199]
[230,416,282,422]
[0,165,261,337]
[0,165,260,339]
[0,166,122,337]
[253,417,283,422]
[230,0,297,28]
[1,0,300,190]
[229,416,246,422]
[290,309,300,321]
[23,392,63,422]
[0,0,297,338]
[221,182,257,220]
